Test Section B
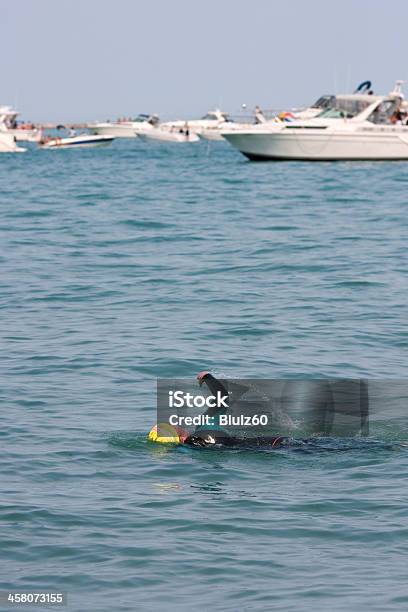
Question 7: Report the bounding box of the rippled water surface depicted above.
[1,140,408,611]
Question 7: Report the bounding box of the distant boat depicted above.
[40,133,115,149]
[199,107,269,141]
[161,109,231,136]
[88,114,159,138]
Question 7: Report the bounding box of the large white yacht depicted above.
[88,113,159,137]
[0,105,40,142]
[223,83,408,161]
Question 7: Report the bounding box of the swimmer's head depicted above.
[147,423,189,445]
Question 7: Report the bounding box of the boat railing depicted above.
[228,108,293,123]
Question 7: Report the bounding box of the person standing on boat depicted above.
[390,102,405,125]
[255,105,266,124]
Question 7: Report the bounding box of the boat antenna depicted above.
[390,80,404,97]
[333,66,338,95]
[346,64,351,93]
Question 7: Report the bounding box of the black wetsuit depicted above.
[184,432,288,449]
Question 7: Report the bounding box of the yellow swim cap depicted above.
[147,423,180,444]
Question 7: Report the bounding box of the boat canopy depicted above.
[316,95,382,119]
[314,94,405,125]
[0,105,19,126]
[201,110,232,122]
[133,114,159,125]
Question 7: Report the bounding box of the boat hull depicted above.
[41,135,114,149]
[10,129,41,142]
[199,128,226,141]
[224,129,408,161]
[0,132,26,152]
[141,129,200,143]
[89,124,139,138]
[201,122,277,142]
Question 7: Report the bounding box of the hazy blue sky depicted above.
[1,0,407,122]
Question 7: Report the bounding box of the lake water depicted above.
[1,139,408,611]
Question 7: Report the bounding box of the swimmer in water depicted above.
[149,375,372,450]
[182,372,290,449]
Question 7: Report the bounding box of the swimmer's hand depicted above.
[197,371,210,386]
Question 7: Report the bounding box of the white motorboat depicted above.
[199,106,272,141]
[223,82,408,161]
[88,113,159,138]
[0,130,26,152]
[139,125,200,143]
[161,109,232,136]
[40,133,115,149]
[0,105,41,142]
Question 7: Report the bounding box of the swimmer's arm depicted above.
[197,372,229,416]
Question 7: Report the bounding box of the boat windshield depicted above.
[317,98,372,119]
[201,112,231,121]
[366,99,401,124]
[311,95,335,110]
